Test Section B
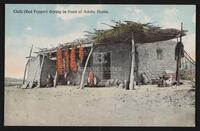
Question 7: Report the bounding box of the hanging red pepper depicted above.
[56,48,64,75]
[70,47,78,72]
[79,44,85,64]
[65,48,70,72]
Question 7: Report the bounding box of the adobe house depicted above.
[22,21,187,88]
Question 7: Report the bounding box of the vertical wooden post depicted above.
[54,71,57,88]
[135,44,139,84]
[129,32,135,90]
[180,22,183,42]
[176,57,180,85]
[80,44,95,89]
[37,54,45,87]
[176,22,183,85]
[22,45,33,85]
[22,62,29,85]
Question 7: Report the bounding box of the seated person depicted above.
[46,74,54,88]
[87,71,94,87]
[141,73,149,84]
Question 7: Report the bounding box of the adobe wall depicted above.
[93,42,132,81]
[65,42,132,84]
[38,40,176,85]
[137,40,177,79]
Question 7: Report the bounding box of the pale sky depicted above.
[5,4,196,78]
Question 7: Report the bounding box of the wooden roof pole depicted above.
[54,71,57,88]
[184,50,195,65]
[129,32,135,90]
[180,22,183,42]
[22,45,33,85]
[37,54,45,87]
[176,22,183,85]
[30,55,42,88]
[80,43,95,89]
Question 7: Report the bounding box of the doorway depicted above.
[102,52,111,80]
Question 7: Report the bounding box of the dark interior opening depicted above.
[102,52,111,80]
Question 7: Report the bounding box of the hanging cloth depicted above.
[175,41,184,68]
[175,42,184,60]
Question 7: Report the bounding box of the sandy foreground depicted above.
[4,82,195,126]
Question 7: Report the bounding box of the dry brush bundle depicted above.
[86,20,186,44]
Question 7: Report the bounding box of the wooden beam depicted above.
[80,43,95,89]
[176,22,183,85]
[54,71,57,88]
[135,44,139,84]
[31,56,42,88]
[184,50,195,64]
[37,55,45,87]
[129,32,135,90]
[22,45,33,85]
[25,56,33,59]
[35,40,94,55]
[176,57,180,85]
[180,22,183,42]
[22,62,29,85]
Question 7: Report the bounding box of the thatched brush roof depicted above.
[87,21,187,44]
[35,20,187,56]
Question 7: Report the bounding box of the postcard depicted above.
[4,4,196,126]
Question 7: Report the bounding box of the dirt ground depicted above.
[4,81,195,126]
